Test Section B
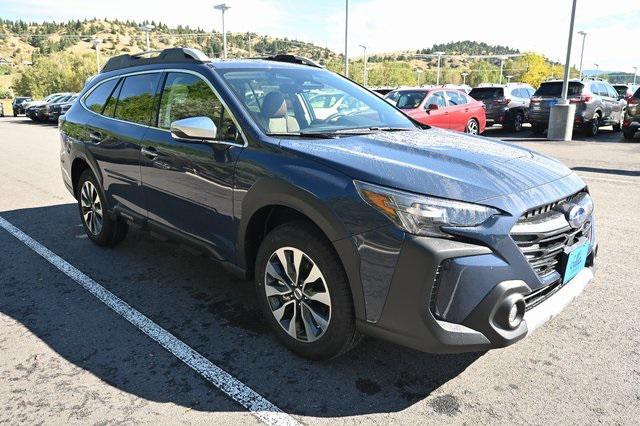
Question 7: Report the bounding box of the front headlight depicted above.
[354,180,500,237]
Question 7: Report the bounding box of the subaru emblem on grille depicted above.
[567,204,588,228]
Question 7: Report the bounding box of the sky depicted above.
[1,0,637,72]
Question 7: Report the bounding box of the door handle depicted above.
[141,146,159,159]
[89,131,103,143]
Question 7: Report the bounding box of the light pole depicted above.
[461,72,468,85]
[547,0,578,141]
[344,0,349,78]
[214,3,231,59]
[498,56,507,84]
[434,51,445,85]
[359,44,367,86]
[415,69,423,86]
[577,30,587,79]
[633,66,638,85]
[594,63,600,79]
[506,75,514,84]
[91,38,101,73]
[139,24,154,52]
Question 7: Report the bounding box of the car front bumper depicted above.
[357,234,596,354]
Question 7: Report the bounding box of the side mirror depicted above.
[426,103,439,112]
[170,116,217,141]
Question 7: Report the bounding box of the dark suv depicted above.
[529,79,625,136]
[11,96,33,116]
[469,83,534,132]
[59,48,597,359]
[623,87,640,140]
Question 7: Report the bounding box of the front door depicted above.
[140,71,243,260]
[422,91,450,129]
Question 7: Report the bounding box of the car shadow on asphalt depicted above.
[0,203,483,417]
[572,166,640,177]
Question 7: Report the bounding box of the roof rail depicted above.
[101,48,210,73]
[256,54,323,68]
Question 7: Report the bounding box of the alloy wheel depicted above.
[466,119,479,135]
[591,116,600,136]
[80,180,103,235]
[514,114,523,132]
[264,247,331,343]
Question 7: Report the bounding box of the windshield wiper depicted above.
[266,132,339,138]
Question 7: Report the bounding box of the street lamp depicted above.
[506,75,514,84]
[91,38,101,73]
[214,3,231,59]
[461,72,468,85]
[415,68,423,86]
[433,51,445,85]
[577,30,587,79]
[344,0,349,77]
[498,55,507,84]
[139,24,154,52]
[633,66,637,85]
[359,44,368,86]
[594,63,600,79]
[547,0,578,141]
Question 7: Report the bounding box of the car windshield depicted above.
[534,82,583,97]
[469,88,503,100]
[393,91,428,109]
[218,67,416,135]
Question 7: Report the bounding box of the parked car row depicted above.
[382,78,631,139]
[10,93,79,123]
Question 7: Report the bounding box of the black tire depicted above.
[623,128,636,141]
[506,111,524,132]
[255,221,361,360]
[464,118,480,135]
[531,124,545,135]
[76,169,128,246]
[584,114,600,137]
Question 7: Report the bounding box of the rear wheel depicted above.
[531,124,545,135]
[464,118,479,135]
[584,114,600,137]
[76,169,128,246]
[255,221,360,360]
[623,128,636,141]
[506,111,524,132]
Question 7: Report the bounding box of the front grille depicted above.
[511,193,591,279]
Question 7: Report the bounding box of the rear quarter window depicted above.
[84,79,119,114]
[469,88,503,100]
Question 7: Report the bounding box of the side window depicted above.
[158,72,237,142]
[427,92,447,108]
[605,85,618,98]
[84,79,119,114]
[102,78,122,118]
[114,73,161,126]
[446,91,466,105]
[594,83,607,97]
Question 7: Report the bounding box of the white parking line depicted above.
[0,216,300,426]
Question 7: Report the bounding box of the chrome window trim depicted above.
[80,68,248,148]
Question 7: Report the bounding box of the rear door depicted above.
[140,71,243,260]
[83,72,162,216]
[444,90,469,131]
[604,83,623,123]
[422,91,449,129]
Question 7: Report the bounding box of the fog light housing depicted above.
[508,303,523,329]
[496,294,525,330]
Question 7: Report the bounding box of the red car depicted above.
[385,88,486,134]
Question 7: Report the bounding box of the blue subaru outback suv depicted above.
[59,48,597,359]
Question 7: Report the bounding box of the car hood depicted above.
[279,128,573,203]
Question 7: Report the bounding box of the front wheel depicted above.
[255,222,361,360]
[506,111,524,132]
[584,114,600,137]
[77,169,128,246]
[464,118,479,135]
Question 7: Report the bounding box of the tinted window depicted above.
[534,82,583,97]
[635,88,640,99]
[613,85,627,96]
[426,92,447,108]
[158,72,223,130]
[446,91,467,105]
[605,84,618,98]
[85,79,119,114]
[395,91,427,109]
[469,87,503,100]
[102,79,123,118]
[114,73,161,126]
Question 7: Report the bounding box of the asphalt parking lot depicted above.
[1,117,639,424]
